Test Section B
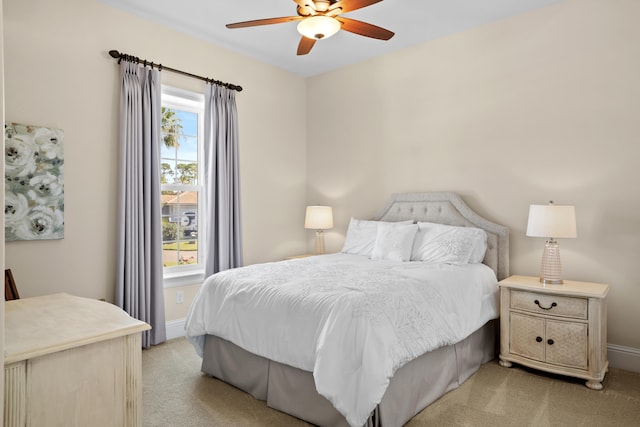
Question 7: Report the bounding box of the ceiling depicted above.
[99,0,561,77]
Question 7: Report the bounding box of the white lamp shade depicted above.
[526,204,577,239]
[304,206,334,230]
[297,16,341,40]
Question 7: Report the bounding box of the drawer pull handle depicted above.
[536,336,542,343]
[534,299,557,310]
[547,339,554,345]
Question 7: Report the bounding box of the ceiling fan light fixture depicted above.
[297,16,341,40]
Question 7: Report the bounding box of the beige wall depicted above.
[306,0,640,349]
[3,0,308,316]
[164,284,202,321]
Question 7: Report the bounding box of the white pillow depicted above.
[411,222,487,264]
[371,222,419,262]
[341,218,379,256]
[341,218,413,257]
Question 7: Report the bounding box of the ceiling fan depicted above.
[226,0,394,56]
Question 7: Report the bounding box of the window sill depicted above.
[163,269,205,288]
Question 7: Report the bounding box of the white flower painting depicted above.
[5,122,64,241]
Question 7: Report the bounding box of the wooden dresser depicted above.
[498,275,609,390]
[4,293,151,427]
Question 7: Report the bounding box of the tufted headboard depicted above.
[373,192,510,280]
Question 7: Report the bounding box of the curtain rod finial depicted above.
[109,50,121,59]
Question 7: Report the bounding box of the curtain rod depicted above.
[108,50,243,92]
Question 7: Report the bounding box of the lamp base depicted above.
[539,239,563,284]
[314,230,325,255]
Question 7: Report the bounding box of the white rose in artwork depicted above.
[28,172,64,205]
[4,191,30,225]
[5,133,37,177]
[33,126,64,160]
[12,205,64,240]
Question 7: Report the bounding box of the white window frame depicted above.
[161,85,205,288]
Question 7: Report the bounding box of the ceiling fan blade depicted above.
[329,0,383,14]
[337,17,394,40]
[297,36,317,55]
[226,16,302,29]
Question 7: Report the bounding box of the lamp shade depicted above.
[526,204,577,239]
[304,206,333,230]
[297,16,341,40]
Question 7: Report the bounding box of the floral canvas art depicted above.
[5,122,64,241]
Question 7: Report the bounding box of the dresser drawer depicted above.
[510,290,588,319]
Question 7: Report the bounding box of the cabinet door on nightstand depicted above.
[510,312,545,361]
[545,320,588,369]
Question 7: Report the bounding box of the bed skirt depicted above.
[201,319,497,427]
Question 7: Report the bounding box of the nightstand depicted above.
[284,254,314,260]
[498,275,609,390]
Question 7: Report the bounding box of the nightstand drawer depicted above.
[510,312,545,361]
[546,319,588,368]
[510,290,587,319]
[509,313,588,369]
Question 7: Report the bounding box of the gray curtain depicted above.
[116,60,166,348]
[203,83,243,277]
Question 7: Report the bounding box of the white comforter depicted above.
[185,253,499,427]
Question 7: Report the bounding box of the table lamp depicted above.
[526,201,577,284]
[304,206,333,255]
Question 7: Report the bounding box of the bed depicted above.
[185,192,509,427]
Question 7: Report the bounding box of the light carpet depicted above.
[143,338,640,426]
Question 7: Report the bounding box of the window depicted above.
[160,86,204,286]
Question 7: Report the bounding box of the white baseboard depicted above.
[165,318,186,340]
[608,344,640,373]
[164,319,639,373]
